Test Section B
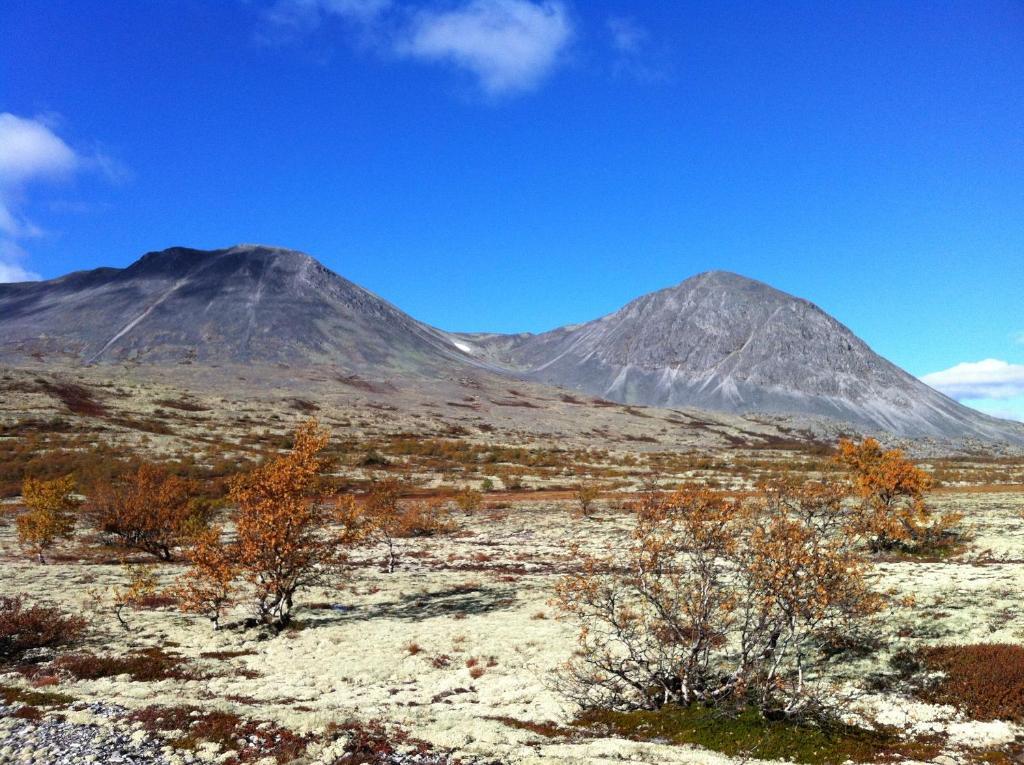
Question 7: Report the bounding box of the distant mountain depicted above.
[2,249,1020,443]
[458,271,1024,442]
[0,245,477,374]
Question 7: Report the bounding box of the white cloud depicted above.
[0,263,39,283]
[604,13,668,83]
[397,0,572,95]
[0,113,78,187]
[0,113,125,283]
[257,0,573,96]
[921,359,1024,401]
[0,241,40,283]
[963,401,1024,422]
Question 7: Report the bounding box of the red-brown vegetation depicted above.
[916,644,1024,723]
[0,596,86,662]
[87,464,207,560]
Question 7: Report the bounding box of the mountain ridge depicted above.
[1,245,1020,444]
[0,244,479,374]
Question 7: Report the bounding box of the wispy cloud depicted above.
[0,240,38,283]
[257,0,392,44]
[0,113,125,282]
[605,14,668,82]
[606,16,646,55]
[922,359,1024,401]
[258,0,573,96]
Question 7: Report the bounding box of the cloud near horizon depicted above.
[0,113,125,283]
[260,0,573,96]
[921,358,1024,421]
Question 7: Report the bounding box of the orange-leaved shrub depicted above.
[573,481,601,517]
[834,438,960,551]
[16,475,80,563]
[177,420,359,631]
[87,464,207,560]
[173,526,239,629]
[554,480,886,718]
[353,479,454,573]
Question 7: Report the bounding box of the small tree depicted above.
[834,438,957,551]
[230,419,344,630]
[17,475,80,563]
[361,477,402,573]
[88,464,201,560]
[357,479,454,572]
[573,481,601,517]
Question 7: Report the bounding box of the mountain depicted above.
[0,245,478,375]
[2,249,1020,443]
[458,271,1024,442]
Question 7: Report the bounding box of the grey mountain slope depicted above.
[2,248,1020,443]
[0,245,480,375]
[458,271,1024,442]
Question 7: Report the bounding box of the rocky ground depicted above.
[1,491,1022,765]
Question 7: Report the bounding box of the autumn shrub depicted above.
[81,563,166,632]
[87,463,207,560]
[176,420,358,631]
[355,479,454,573]
[914,644,1024,722]
[834,438,961,552]
[16,475,80,563]
[0,595,86,661]
[554,481,886,718]
[573,481,601,517]
[454,487,483,512]
[173,526,239,629]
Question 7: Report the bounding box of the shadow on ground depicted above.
[302,585,518,625]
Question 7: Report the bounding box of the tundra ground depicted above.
[1,490,1022,765]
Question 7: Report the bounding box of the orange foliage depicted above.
[173,526,239,629]
[834,438,958,550]
[573,482,601,517]
[555,480,886,715]
[229,419,354,629]
[87,464,202,560]
[358,478,453,572]
[16,475,79,563]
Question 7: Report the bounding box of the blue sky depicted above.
[2,1,1023,418]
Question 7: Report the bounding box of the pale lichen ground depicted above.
[1,492,1023,764]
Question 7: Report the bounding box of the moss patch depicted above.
[574,705,943,765]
